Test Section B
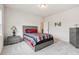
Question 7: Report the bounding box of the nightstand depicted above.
[5,36,23,45]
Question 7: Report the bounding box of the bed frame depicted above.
[23,26,54,52]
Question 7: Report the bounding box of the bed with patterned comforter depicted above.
[23,26,54,51]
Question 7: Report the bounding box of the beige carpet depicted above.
[1,39,79,55]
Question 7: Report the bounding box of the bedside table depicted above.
[5,36,23,45]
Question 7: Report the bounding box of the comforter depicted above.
[23,33,53,47]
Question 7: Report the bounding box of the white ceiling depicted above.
[5,4,79,17]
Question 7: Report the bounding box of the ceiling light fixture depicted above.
[40,4,47,8]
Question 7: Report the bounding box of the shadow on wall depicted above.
[54,37,61,43]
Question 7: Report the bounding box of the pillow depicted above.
[25,28,38,33]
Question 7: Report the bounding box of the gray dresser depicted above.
[5,36,23,45]
[70,27,79,48]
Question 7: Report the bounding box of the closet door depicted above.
[44,21,49,34]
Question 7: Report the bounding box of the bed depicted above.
[23,26,54,52]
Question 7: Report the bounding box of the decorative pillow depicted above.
[25,29,38,33]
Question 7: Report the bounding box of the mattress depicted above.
[23,33,53,48]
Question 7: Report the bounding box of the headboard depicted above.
[23,26,38,34]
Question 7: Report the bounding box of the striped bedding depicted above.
[23,33,53,47]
